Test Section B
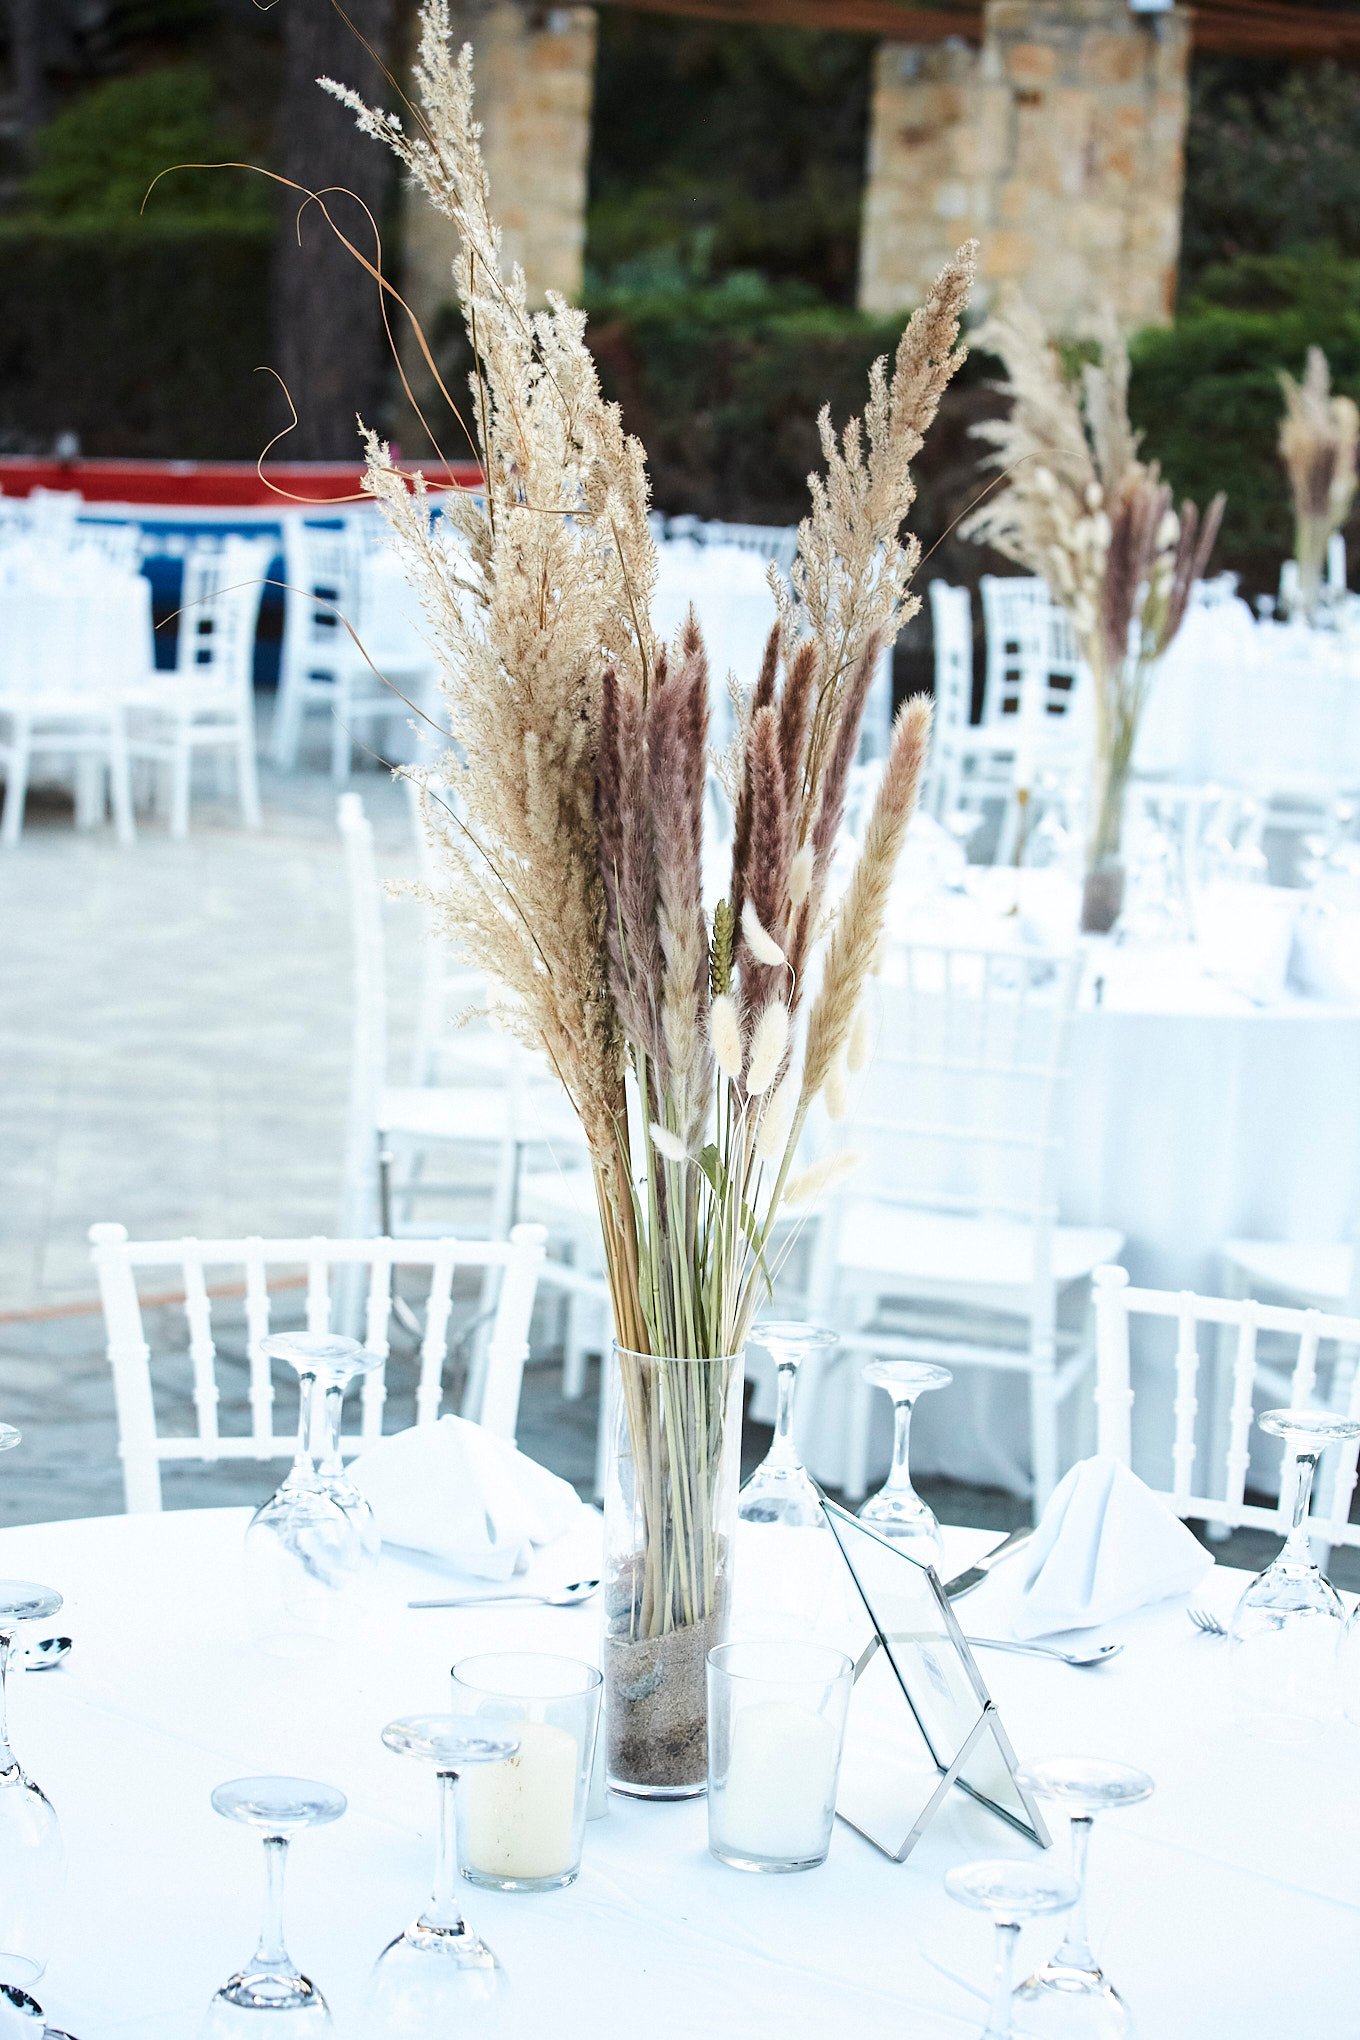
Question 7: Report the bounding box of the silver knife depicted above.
[942,1526,1033,1601]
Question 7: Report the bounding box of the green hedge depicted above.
[0,221,276,459]
[1129,251,1360,593]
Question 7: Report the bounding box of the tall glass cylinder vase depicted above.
[1081,733,1133,936]
[603,1344,744,1799]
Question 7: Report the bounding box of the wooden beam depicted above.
[594,0,1360,60]
[590,0,984,41]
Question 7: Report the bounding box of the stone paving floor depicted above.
[0,717,1350,1587]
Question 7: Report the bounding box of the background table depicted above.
[4,1506,1358,2038]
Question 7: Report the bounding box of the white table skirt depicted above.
[1137,605,1360,790]
[3,1506,1357,2039]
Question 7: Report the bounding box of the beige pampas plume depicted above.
[649,1123,689,1166]
[741,901,786,969]
[756,1073,795,1161]
[746,1001,789,1095]
[803,696,932,1105]
[709,994,744,1082]
[847,1002,873,1074]
[823,1050,849,1121]
[785,1150,862,1209]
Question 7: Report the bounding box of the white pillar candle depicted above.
[720,1699,840,1862]
[460,1719,579,1880]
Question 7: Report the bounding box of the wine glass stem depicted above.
[253,1834,294,1976]
[420,1769,468,1933]
[983,1919,1019,2039]
[292,1370,317,1479]
[0,1626,13,1770]
[1050,1814,1096,1974]
[884,1395,919,1498]
[767,1359,801,1470]
[1282,1448,1321,1566]
[317,1382,345,1480]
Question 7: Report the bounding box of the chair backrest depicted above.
[338,790,389,1119]
[281,519,359,680]
[980,576,1087,752]
[89,1220,548,1512]
[1093,1264,1360,1548]
[177,537,269,694]
[76,520,143,573]
[25,486,82,547]
[929,580,974,742]
[839,945,1081,1322]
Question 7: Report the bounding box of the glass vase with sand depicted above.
[604,1345,744,1799]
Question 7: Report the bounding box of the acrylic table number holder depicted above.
[821,1499,1050,1863]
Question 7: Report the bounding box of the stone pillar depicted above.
[401,1,596,347]
[857,0,1191,334]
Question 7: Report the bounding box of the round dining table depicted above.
[3,1505,1356,2038]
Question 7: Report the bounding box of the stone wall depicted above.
[858,0,1191,333]
[401,0,597,352]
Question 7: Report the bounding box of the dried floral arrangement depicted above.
[962,295,1223,921]
[1278,347,1358,622]
[325,0,971,1785]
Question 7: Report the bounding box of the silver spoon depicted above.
[23,1636,72,1672]
[408,1578,600,1611]
[966,1635,1124,1668]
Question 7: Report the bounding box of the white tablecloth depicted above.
[0,563,153,700]
[3,1507,1357,2039]
[1137,604,1360,791]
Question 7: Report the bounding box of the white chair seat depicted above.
[833,1200,1124,1296]
[377,1083,586,1154]
[1223,1238,1354,1309]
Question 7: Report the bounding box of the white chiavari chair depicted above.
[1092,1265,1360,1564]
[980,576,1090,862]
[125,536,267,836]
[272,519,356,774]
[89,1220,547,1513]
[926,580,1015,828]
[799,944,1121,1513]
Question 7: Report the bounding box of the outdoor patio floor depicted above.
[0,717,1341,1587]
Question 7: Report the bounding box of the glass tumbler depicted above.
[451,1653,602,1892]
[706,1640,853,1872]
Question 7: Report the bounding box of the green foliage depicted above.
[1182,59,1360,284]
[0,224,277,459]
[1130,249,1360,592]
[588,14,871,305]
[21,65,268,225]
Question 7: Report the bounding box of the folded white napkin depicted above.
[348,1416,582,1580]
[1012,1455,1213,1639]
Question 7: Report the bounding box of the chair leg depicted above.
[169,736,190,840]
[330,692,351,786]
[108,718,136,848]
[237,721,263,830]
[271,667,305,770]
[73,755,102,830]
[2,721,31,846]
[1028,1361,1060,1519]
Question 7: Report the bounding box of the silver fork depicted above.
[1188,1606,1227,1637]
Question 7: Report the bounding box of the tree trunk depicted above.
[272,0,397,462]
[7,0,47,153]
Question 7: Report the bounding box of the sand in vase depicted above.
[606,1602,727,1795]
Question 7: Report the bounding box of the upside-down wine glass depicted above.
[200,1776,346,2036]
[944,1859,1079,2040]
[244,1337,362,1651]
[1229,1407,1360,1741]
[856,1361,953,1565]
[366,1717,520,2035]
[1013,1757,1155,2035]
[740,1324,836,1529]
[0,1582,65,1993]
[303,1336,383,1568]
